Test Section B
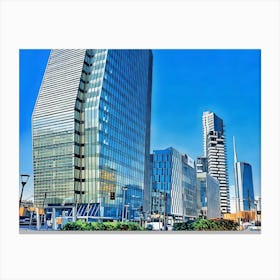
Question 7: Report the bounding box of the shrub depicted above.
[127,222,143,231]
[61,221,79,231]
[173,220,194,231]
[119,223,129,231]
[61,221,144,231]
[173,218,238,231]
[191,218,217,231]
[103,222,117,231]
[61,220,87,231]
[90,222,106,231]
[213,219,239,231]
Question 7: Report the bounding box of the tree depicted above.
[191,218,217,231]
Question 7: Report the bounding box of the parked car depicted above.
[247,226,261,232]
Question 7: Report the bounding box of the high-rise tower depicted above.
[202,111,230,214]
[233,137,255,211]
[32,49,153,221]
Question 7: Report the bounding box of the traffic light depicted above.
[110,192,115,200]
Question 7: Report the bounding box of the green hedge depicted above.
[173,218,238,231]
[61,220,145,231]
[61,218,238,231]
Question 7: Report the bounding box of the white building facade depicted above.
[202,111,230,214]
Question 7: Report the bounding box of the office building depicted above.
[202,111,230,214]
[236,162,255,210]
[197,172,220,219]
[233,137,255,211]
[150,147,197,222]
[196,156,208,173]
[32,49,153,221]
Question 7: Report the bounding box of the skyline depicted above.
[19,49,261,202]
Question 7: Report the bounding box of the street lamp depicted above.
[19,174,30,207]
[122,187,128,222]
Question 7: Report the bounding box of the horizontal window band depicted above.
[74,119,85,124]
[74,166,85,170]
[74,178,85,182]
[74,153,85,158]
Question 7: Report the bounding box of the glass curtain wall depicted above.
[33,49,86,207]
[33,49,152,221]
[181,155,197,218]
[81,49,153,220]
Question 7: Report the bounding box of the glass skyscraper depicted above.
[150,147,197,221]
[233,137,255,212]
[236,162,255,211]
[32,49,153,221]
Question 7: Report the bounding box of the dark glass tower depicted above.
[236,162,255,211]
[233,137,255,211]
[32,49,153,221]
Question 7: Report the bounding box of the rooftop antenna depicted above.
[233,136,238,164]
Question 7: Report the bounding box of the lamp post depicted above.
[19,174,30,207]
[122,187,128,222]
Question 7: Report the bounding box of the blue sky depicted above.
[19,49,261,201]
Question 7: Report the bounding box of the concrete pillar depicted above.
[52,208,57,230]
[72,206,76,222]
[36,207,41,230]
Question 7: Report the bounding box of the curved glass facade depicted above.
[33,50,86,206]
[33,49,153,221]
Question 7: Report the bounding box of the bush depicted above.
[127,222,142,231]
[173,220,194,231]
[102,222,118,231]
[61,220,88,231]
[173,218,238,231]
[191,218,218,231]
[61,219,238,231]
[61,221,144,231]
[90,222,106,231]
[213,219,239,231]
